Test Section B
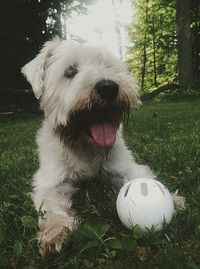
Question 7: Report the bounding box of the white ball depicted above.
[116,178,175,231]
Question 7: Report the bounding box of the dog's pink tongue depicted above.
[90,122,116,148]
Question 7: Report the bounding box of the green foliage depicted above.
[127,0,177,92]
[0,100,200,268]
[0,0,89,89]
[127,0,200,92]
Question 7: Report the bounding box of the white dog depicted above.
[22,38,184,256]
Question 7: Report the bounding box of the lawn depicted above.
[0,100,200,269]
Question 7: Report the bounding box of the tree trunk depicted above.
[141,1,149,91]
[191,0,200,88]
[54,1,62,39]
[142,83,180,100]
[152,17,157,87]
[112,0,123,59]
[176,0,193,89]
[141,33,147,91]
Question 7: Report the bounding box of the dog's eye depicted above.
[64,65,78,78]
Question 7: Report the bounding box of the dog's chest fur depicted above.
[37,122,109,181]
[62,146,108,179]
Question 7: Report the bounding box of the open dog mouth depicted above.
[57,93,131,148]
[84,108,119,147]
[65,107,120,148]
[89,121,116,147]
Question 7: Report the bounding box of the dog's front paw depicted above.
[38,213,75,256]
[172,190,186,210]
[38,225,70,256]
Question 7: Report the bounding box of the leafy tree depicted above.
[127,0,177,93]
[0,0,89,89]
[127,0,200,94]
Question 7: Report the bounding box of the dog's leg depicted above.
[33,173,76,256]
[105,137,154,182]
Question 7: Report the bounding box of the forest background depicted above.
[0,0,199,102]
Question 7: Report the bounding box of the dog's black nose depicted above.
[95,79,119,101]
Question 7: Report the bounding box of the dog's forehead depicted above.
[55,42,124,69]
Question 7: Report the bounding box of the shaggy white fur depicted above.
[22,38,183,256]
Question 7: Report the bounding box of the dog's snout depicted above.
[95,79,119,101]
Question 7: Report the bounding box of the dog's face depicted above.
[22,38,140,148]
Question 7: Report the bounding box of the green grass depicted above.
[0,100,200,269]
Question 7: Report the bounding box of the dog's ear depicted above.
[21,38,60,99]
